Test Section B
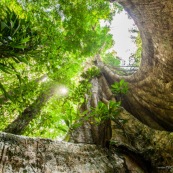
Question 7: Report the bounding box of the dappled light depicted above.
[0,0,140,140]
[1,0,173,172]
[0,0,142,144]
[0,0,118,139]
[56,86,68,96]
[40,75,49,83]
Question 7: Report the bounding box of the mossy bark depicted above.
[70,75,173,172]
[0,132,117,173]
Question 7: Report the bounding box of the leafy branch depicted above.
[111,79,128,95]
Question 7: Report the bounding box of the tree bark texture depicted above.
[96,0,173,131]
[0,132,115,173]
[69,75,173,172]
[69,76,113,147]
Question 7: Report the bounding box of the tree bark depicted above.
[96,0,173,131]
[1,0,173,172]
[0,132,117,173]
[69,76,113,147]
[69,75,173,172]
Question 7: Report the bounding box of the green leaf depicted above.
[20,37,30,44]
[72,122,83,129]
[64,119,70,127]
[1,22,8,31]
[111,80,128,94]
[16,56,29,64]
[12,57,21,63]
[68,114,73,125]
[0,83,12,100]
[10,44,26,49]
[58,126,67,132]
[0,64,12,74]
[120,79,124,85]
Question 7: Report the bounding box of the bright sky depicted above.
[109,10,138,65]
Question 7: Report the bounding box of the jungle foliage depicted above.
[0,0,140,139]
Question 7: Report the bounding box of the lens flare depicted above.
[59,87,68,95]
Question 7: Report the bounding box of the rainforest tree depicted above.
[1,0,173,172]
[0,0,115,136]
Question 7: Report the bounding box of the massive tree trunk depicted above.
[0,132,118,173]
[97,0,173,131]
[1,0,173,172]
[69,75,173,172]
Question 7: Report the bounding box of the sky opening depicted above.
[104,10,139,65]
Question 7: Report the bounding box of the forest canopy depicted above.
[0,0,140,139]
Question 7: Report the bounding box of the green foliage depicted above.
[0,0,115,96]
[0,5,40,58]
[130,32,142,66]
[133,33,142,66]
[81,67,100,80]
[0,0,121,139]
[111,79,128,95]
[90,101,121,124]
[112,2,123,14]
[22,79,92,139]
[102,52,120,67]
[69,80,92,103]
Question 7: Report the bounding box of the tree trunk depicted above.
[69,76,113,147]
[1,0,173,172]
[69,75,173,172]
[4,84,55,134]
[0,132,116,173]
[96,0,173,131]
